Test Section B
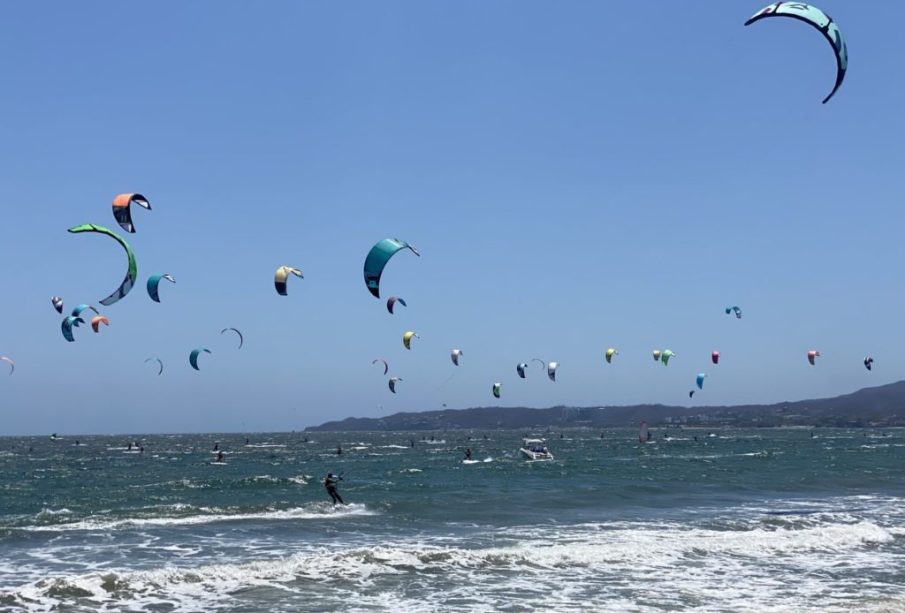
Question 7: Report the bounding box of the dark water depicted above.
[1,428,904,612]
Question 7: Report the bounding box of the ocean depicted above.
[1,428,904,612]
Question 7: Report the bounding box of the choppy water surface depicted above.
[2,428,904,612]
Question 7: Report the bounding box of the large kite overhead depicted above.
[67,224,138,307]
[745,2,847,104]
[363,239,419,299]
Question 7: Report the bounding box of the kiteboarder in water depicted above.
[324,473,345,505]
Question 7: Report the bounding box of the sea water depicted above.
[1,428,904,612]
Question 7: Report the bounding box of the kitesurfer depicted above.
[336,445,343,455]
[216,451,225,463]
[464,448,473,461]
[213,443,219,451]
[324,473,345,505]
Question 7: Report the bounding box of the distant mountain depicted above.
[306,381,905,431]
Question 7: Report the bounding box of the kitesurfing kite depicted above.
[745,2,848,104]
[90,315,109,333]
[639,420,649,443]
[61,316,84,342]
[605,348,618,364]
[112,193,151,233]
[807,350,820,365]
[696,373,707,390]
[51,297,64,314]
[547,362,558,381]
[190,348,211,371]
[661,350,674,366]
[725,306,742,319]
[386,297,407,314]
[689,390,695,399]
[67,224,138,306]
[147,274,175,303]
[451,349,463,366]
[652,350,661,362]
[402,331,420,350]
[864,356,874,371]
[363,238,419,299]
[274,266,303,296]
[0,356,14,375]
[220,328,244,349]
[389,377,402,393]
[492,382,501,398]
[516,363,528,378]
[712,351,720,365]
[71,304,99,319]
[372,358,389,375]
[145,357,163,376]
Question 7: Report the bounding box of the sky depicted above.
[1,1,903,435]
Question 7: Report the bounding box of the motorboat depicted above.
[520,438,553,461]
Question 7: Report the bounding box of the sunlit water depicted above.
[1,428,904,612]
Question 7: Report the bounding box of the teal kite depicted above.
[696,373,707,390]
[363,239,419,298]
[745,2,847,104]
[61,316,84,342]
[67,224,138,306]
[190,348,211,371]
[661,350,674,366]
[147,274,175,303]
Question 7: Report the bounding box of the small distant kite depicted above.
[712,351,720,365]
[147,274,175,303]
[807,350,820,365]
[61,316,84,342]
[547,362,558,381]
[389,377,403,393]
[402,331,420,350]
[51,297,64,314]
[372,358,389,376]
[190,348,212,371]
[864,356,874,371]
[387,297,407,314]
[274,266,303,296]
[1,356,14,375]
[661,350,674,366]
[492,382,501,398]
[725,306,742,319]
[220,328,244,349]
[67,224,138,307]
[90,315,109,333]
[605,348,618,364]
[145,357,164,376]
[451,349,463,366]
[652,350,661,362]
[696,373,707,390]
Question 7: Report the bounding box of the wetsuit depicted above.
[325,474,345,505]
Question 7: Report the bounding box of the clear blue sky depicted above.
[1,2,903,435]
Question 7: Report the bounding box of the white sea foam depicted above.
[16,503,376,532]
[3,504,901,613]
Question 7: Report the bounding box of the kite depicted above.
[190,348,212,370]
[51,297,64,314]
[0,356,13,375]
[90,315,109,333]
[147,274,175,303]
[725,306,742,319]
[372,358,389,376]
[661,350,674,366]
[61,316,84,342]
[451,349,463,366]
[274,266,303,296]
[605,348,618,364]
[807,350,820,365]
[712,351,720,365]
[745,2,848,104]
[403,331,420,350]
[387,297,407,314]
[220,328,244,349]
[389,377,403,393]
[696,373,707,390]
[652,350,661,362]
[67,224,138,306]
[516,363,527,378]
[547,362,558,381]
[864,356,873,371]
[112,193,151,233]
[145,357,164,376]
[492,382,501,398]
[363,238,419,299]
